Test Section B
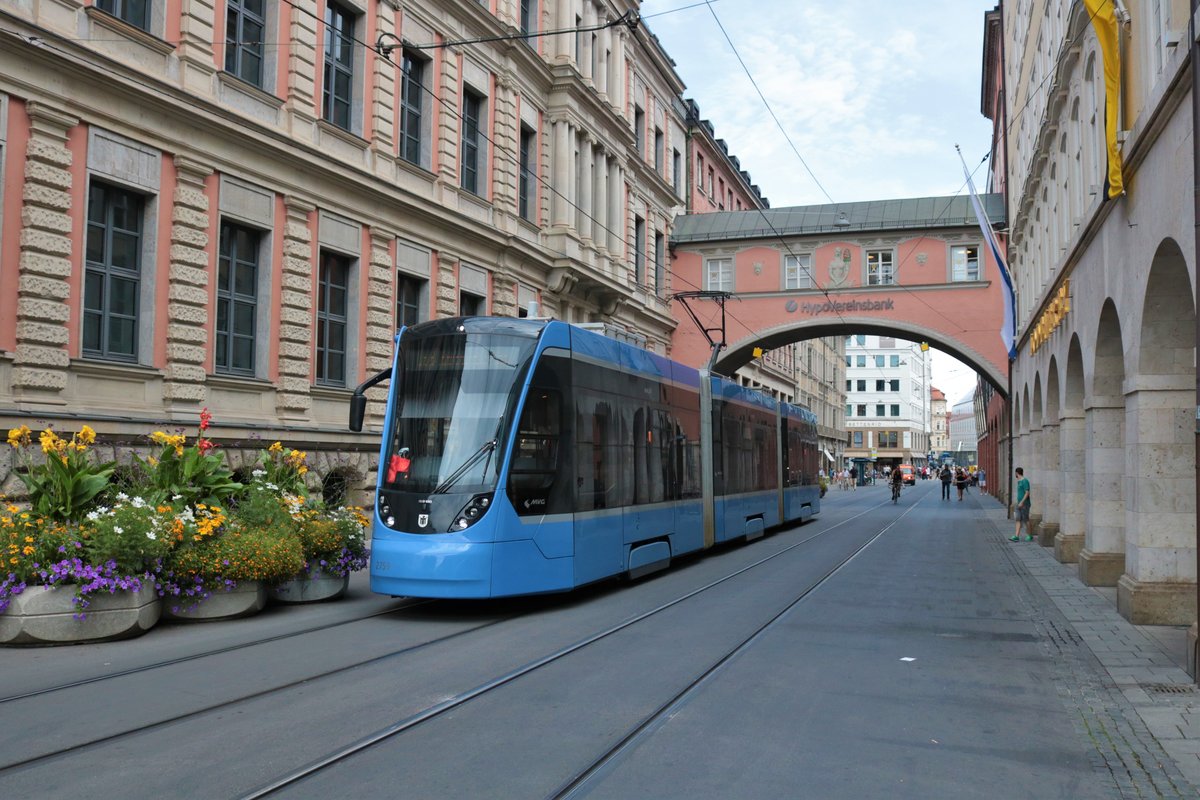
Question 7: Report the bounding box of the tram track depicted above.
[237,496,905,799]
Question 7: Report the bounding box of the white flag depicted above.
[961,159,1016,360]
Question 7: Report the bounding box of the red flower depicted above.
[199,407,213,433]
[198,437,215,455]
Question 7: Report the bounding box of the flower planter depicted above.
[162,580,267,622]
[0,584,161,646]
[271,571,349,604]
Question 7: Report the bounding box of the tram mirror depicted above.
[349,394,367,432]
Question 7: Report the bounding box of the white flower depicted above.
[145,531,157,541]
[95,506,109,515]
[131,497,146,508]
[113,526,124,535]
[117,492,129,501]
[252,469,266,478]
[86,511,100,521]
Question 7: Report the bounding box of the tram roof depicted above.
[670,193,1006,244]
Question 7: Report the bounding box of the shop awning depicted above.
[823,449,834,462]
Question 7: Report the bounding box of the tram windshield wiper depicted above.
[432,436,499,495]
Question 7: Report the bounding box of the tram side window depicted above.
[575,393,624,511]
[508,389,561,492]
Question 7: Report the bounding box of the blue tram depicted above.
[349,317,821,599]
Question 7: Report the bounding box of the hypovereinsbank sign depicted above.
[786,298,896,316]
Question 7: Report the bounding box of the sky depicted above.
[641,0,998,404]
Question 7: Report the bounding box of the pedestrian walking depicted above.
[1010,467,1033,542]
[849,466,858,491]
[955,467,968,501]
[979,467,987,494]
[939,465,952,500]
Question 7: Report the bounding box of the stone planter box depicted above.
[162,580,267,622]
[0,583,161,645]
[271,570,349,604]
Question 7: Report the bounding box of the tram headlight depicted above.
[451,493,493,531]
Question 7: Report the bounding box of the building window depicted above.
[880,431,898,448]
[519,124,536,221]
[875,404,885,417]
[845,380,851,391]
[696,156,705,187]
[845,356,851,367]
[856,404,866,417]
[316,251,350,386]
[856,334,866,345]
[707,167,714,196]
[399,50,426,165]
[875,379,885,391]
[856,379,866,392]
[519,0,537,36]
[322,2,355,130]
[633,215,646,284]
[396,273,425,328]
[867,249,895,285]
[890,379,900,391]
[84,182,144,361]
[951,244,980,281]
[672,149,682,194]
[890,355,900,367]
[875,355,884,367]
[96,0,149,31]
[856,355,865,367]
[853,431,863,447]
[705,257,732,292]
[846,404,853,418]
[654,231,665,293]
[461,88,485,195]
[654,128,664,172]
[784,254,812,289]
[890,404,900,417]
[460,290,485,316]
[633,106,644,157]
[225,0,266,87]
[216,222,259,375]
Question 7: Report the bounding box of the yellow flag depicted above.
[1082,0,1124,198]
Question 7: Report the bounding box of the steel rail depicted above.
[238,499,896,799]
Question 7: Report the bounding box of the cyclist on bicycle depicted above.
[890,467,903,502]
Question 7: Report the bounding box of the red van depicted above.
[897,464,916,485]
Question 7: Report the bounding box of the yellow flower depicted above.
[7,425,32,449]
[77,425,96,446]
[39,429,66,456]
[268,441,284,454]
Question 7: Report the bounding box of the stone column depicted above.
[579,136,594,242]
[492,74,519,214]
[612,29,626,111]
[1078,402,1126,586]
[178,0,218,93]
[551,119,571,227]
[1117,384,1196,624]
[1038,418,1061,546]
[437,46,462,187]
[12,103,79,407]
[554,0,573,62]
[608,161,622,256]
[594,149,608,254]
[275,196,316,420]
[1055,410,1086,562]
[580,1,595,82]
[364,230,395,426]
[371,6,398,153]
[1028,419,1044,540]
[596,24,610,98]
[286,0,319,122]
[162,156,215,409]
[492,269,517,318]
[436,253,458,318]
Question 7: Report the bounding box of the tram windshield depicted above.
[383,329,537,494]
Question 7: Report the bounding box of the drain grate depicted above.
[1145,683,1197,694]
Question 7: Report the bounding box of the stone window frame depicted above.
[214,220,263,377]
[217,175,276,381]
[460,83,488,196]
[322,0,361,134]
[704,256,732,292]
[518,123,537,222]
[783,253,813,290]
[83,181,146,362]
[653,230,665,294]
[949,243,983,282]
[396,238,431,328]
[315,210,362,387]
[865,248,896,285]
[399,47,433,169]
[316,249,353,387]
[83,128,162,368]
[458,262,489,316]
[224,0,275,92]
[633,215,646,285]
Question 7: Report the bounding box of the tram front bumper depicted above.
[369,536,493,599]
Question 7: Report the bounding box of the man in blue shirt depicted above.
[1010,467,1032,542]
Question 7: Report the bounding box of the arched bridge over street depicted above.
[667,194,1010,394]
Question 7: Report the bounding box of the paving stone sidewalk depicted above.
[980,497,1200,794]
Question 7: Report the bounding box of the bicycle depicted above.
[891,482,902,503]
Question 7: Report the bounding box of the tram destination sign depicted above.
[786,298,896,316]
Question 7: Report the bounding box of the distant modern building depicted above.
[948,395,978,467]
[843,335,931,470]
